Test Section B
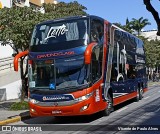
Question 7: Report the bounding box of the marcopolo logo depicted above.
[43,96,66,101]
[42,94,74,102]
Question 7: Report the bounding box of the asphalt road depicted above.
[2,84,160,134]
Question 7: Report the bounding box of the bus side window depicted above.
[91,25,99,42]
[91,46,102,83]
[91,19,104,43]
[127,65,136,79]
[111,64,118,82]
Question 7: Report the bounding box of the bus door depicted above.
[102,22,113,101]
[90,18,104,96]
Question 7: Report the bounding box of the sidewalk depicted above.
[148,80,160,86]
[0,99,30,125]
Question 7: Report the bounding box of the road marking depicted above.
[144,96,150,100]
[116,107,128,113]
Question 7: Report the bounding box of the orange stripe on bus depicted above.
[84,42,96,64]
[113,92,137,106]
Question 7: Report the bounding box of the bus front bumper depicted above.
[29,96,107,117]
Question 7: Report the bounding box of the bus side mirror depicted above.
[84,42,97,64]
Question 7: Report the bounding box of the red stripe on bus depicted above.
[143,88,148,93]
[113,92,137,106]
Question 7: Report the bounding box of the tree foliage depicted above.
[43,1,87,19]
[0,6,44,101]
[139,36,160,68]
[113,18,133,34]
[114,17,151,36]
[143,39,160,67]
[0,6,44,52]
[130,17,151,36]
[0,1,87,101]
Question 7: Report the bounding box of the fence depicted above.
[0,88,6,101]
[0,56,13,71]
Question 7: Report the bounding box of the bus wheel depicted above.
[135,87,143,102]
[135,88,140,102]
[139,87,143,100]
[102,94,113,116]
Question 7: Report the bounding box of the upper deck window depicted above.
[30,18,89,52]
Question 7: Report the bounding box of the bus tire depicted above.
[139,87,143,100]
[102,94,113,116]
[135,86,143,102]
[135,88,140,102]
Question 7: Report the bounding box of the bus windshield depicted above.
[29,56,89,90]
[30,18,89,52]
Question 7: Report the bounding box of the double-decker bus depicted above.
[14,15,148,117]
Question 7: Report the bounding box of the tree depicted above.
[0,6,44,101]
[130,17,151,36]
[139,36,160,68]
[43,1,87,19]
[113,18,133,33]
[139,37,160,79]
[0,2,87,101]
[143,39,160,67]
[125,18,132,31]
[143,0,160,36]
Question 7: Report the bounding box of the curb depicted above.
[148,82,160,87]
[0,112,30,125]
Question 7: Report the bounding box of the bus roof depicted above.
[37,15,104,25]
[112,24,143,44]
[36,15,143,44]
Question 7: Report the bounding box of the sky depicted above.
[62,0,160,31]
[0,0,160,31]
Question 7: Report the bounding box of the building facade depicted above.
[141,30,160,41]
[13,0,58,7]
[0,0,12,8]
[0,0,58,8]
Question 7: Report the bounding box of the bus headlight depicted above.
[29,98,39,104]
[75,91,94,102]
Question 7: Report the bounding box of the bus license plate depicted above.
[52,110,62,114]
